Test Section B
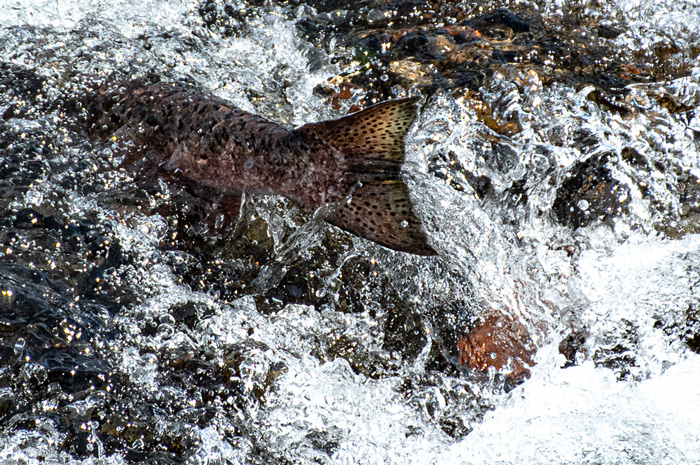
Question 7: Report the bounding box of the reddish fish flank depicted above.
[89,79,435,255]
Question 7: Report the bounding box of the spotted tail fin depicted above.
[296,98,436,256]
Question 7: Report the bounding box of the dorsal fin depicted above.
[295,97,436,256]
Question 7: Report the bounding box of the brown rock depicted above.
[457,312,535,378]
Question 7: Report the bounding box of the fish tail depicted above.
[295,98,436,256]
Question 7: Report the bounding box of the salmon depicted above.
[87,78,435,255]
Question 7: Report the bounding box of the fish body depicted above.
[89,79,435,255]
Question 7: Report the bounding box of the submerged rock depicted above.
[553,153,631,229]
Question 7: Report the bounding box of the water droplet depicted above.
[14,338,25,357]
[400,220,408,227]
[158,314,176,325]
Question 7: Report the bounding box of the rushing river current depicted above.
[1,0,700,464]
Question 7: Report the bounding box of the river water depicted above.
[1,0,700,464]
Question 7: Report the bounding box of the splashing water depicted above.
[1,0,700,464]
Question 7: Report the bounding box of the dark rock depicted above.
[553,153,630,228]
[464,9,530,35]
[592,319,639,380]
[559,329,589,367]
